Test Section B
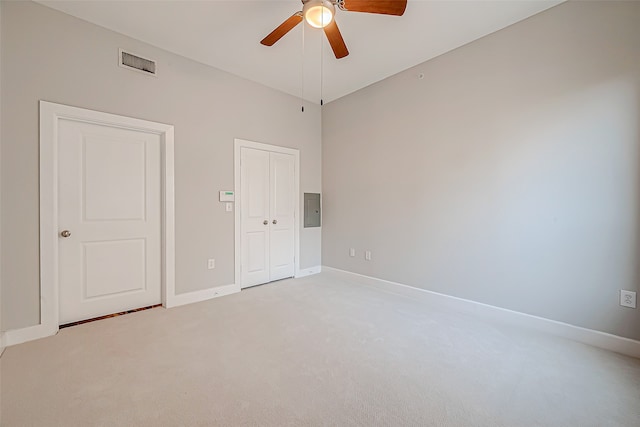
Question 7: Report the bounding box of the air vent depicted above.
[119,49,157,76]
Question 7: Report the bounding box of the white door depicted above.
[240,147,295,288]
[269,152,295,281]
[57,119,161,324]
[240,148,271,286]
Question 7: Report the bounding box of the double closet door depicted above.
[240,147,295,288]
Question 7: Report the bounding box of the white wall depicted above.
[0,1,322,331]
[322,1,640,340]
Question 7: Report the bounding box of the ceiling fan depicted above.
[260,0,407,59]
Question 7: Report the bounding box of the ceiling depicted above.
[36,0,563,104]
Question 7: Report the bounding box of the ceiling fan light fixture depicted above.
[303,0,335,28]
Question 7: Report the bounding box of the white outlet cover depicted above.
[620,290,636,308]
[349,248,355,257]
[208,259,215,269]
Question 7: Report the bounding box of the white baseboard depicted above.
[296,265,322,278]
[166,283,240,308]
[3,323,58,348]
[322,266,640,359]
[4,284,240,348]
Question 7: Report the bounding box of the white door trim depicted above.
[234,138,300,289]
[5,101,175,346]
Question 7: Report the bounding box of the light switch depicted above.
[225,203,233,212]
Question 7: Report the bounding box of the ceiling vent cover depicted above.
[119,49,157,76]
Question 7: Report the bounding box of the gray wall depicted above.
[322,1,640,340]
[0,0,3,348]
[0,1,322,331]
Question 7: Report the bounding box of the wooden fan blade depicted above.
[339,0,407,16]
[324,20,349,59]
[260,12,303,46]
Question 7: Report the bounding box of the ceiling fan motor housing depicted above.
[302,0,336,28]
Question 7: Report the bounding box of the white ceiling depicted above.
[37,0,563,104]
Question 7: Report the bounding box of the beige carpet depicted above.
[2,271,639,426]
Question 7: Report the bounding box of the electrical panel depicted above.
[304,193,321,228]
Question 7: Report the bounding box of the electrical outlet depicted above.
[620,290,636,308]
[208,259,216,270]
[349,248,355,257]
[225,203,233,212]
[365,251,372,261]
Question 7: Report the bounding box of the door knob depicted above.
[263,220,268,225]
[60,230,71,238]
[272,220,277,225]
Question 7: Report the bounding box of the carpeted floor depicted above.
[2,271,640,426]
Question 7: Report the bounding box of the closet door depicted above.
[269,152,295,281]
[240,148,271,287]
[240,148,296,288]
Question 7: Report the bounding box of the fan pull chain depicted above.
[301,19,305,113]
[320,11,324,106]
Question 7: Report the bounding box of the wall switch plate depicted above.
[225,203,233,212]
[365,251,372,261]
[349,248,355,257]
[620,290,636,308]
[208,259,216,270]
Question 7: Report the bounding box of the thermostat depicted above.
[219,191,235,202]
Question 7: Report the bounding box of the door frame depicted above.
[31,101,176,342]
[234,138,300,288]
